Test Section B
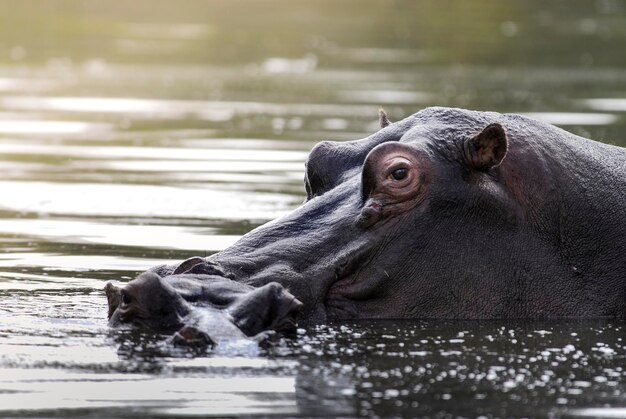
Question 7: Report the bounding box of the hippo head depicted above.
[196,106,618,321]
[105,270,302,346]
[127,106,624,324]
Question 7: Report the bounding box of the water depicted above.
[0,0,624,416]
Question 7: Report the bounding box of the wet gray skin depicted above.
[105,266,303,346]
[142,107,626,324]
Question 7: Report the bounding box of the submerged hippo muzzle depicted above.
[105,271,302,348]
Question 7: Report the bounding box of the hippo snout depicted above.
[105,272,303,348]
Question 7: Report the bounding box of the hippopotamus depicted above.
[105,263,302,346]
[107,106,626,337]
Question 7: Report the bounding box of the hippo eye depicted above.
[390,168,408,181]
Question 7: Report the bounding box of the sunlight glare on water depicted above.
[0,143,309,162]
[0,181,295,220]
[0,370,298,416]
[0,219,241,252]
[0,95,382,120]
[582,99,626,112]
[0,120,102,134]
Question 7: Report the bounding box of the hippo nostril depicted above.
[365,202,382,213]
[356,202,383,229]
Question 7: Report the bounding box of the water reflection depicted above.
[0,120,102,134]
[0,369,299,416]
[0,182,295,220]
[2,320,622,417]
[0,95,387,120]
[574,408,626,418]
[336,89,432,104]
[583,98,626,112]
[286,321,626,417]
[0,219,240,252]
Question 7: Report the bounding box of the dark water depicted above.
[0,0,624,417]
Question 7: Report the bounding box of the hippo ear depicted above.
[379,108,391,129]
[464,123,508,171]
[172,256,234,278]
[173,257,206,275]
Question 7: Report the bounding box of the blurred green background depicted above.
[0,0,625,143]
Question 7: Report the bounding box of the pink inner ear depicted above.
[466,123,508,171]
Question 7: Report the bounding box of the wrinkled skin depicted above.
[118,107,626,326]
[105,264,302,346]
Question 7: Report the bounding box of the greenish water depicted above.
[0,0,624,417]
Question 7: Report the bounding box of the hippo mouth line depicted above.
[322,247,383,320]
